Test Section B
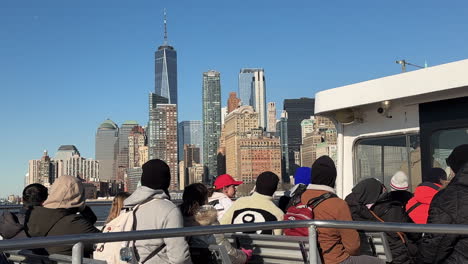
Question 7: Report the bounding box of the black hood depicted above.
[350,178,384,205]
[26,206,72,237]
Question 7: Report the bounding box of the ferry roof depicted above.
[315,59,468,114]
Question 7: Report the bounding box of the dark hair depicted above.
[180,183,208,217]
[22,184,48,207]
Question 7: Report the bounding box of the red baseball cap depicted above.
[213,174,243,190]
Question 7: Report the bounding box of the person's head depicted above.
[106,192,130,223]
[181,183,209,217]
[446,144,468,174]
[141,159,171,193]
[352,178,385,205]
[294,167,312,185]
[311,156,337,188]
[213,174,243,198]
[255,171,279,196]
[43,175,85,210]
[426,167,447,185]
[22,183,48,208]
[390,171,409,191]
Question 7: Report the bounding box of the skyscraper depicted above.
[155,10,177,105]
[283,98,315,179]
[55,145,80,161]
[28,150,59,187]
[117,121,139,182]
[95,119,119,181]
[267,102,277,133]
[148,103,178,190]
[128,126,146,168]
[202,70,221,182]
[178,120,203,162]
[238,68,266,129]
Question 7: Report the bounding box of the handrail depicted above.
[1,220,467,250]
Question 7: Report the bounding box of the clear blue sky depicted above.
[1,0,467,196]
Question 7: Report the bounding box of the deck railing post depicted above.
[72,242,83,264]
[309,224,317,264]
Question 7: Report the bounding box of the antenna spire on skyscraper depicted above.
[163,8,168,45]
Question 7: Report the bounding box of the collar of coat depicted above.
[306,184,336,194]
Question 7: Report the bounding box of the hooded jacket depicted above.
[208,192,233,221]
[123,186,192,264]
[406,182,441,224]
[418,163,468,264]
[183,205,246,264]
[25,176,99,257]
[0,208,28,239]
[220,192,284,235]
[302,184,359,264]
[345,179,417,264]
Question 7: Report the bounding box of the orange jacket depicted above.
[301,186,360,264]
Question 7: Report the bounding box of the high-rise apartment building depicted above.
[267,102,277,133]
[283,98,315,179]
[126,167,142,193]
[184,144,201,168]
[178,121,203,162]
[28,150,59,187]
[202,70,221,182]
[95,119,119,181]
[238,68,266,129]
[227,92,241,113]
[155,11,177,105]
[301,117,315,143]
[60,154,99,182]
[128,126,146,168]
[148,103,178,190]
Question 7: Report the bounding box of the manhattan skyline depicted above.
[2,0,468,195]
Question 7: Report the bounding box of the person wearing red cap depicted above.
[208,174,243,220]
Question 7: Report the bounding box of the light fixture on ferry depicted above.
[334,108,356,124]
[377,100,392,118]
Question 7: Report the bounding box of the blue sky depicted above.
[1,0,467,196]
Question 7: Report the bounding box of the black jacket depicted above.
[418,163,468,263]
[346,190,417,264]
[0,208,28,239]
[25,206,100,257]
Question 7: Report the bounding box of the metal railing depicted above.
[2,220,468,264]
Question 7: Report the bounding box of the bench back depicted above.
[365,232,392,262]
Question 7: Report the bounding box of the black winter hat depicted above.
[311,156,337,188]
[141,159,171,191]
[446,144,468,174]
[256,171,279,196]
[426,168,447,184]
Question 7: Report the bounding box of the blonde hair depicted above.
[106,192,130,224]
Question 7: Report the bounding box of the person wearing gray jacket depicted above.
[124,159,192,264]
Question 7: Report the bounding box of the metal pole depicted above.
[309,225,317,264]
[72,242,83,264]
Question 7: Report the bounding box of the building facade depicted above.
[55,145,80,161]
[128,126,146,168]
[61,155,99,182]
[202,70,221,182]
[283,98,315,179]
[301,118,315,143]
[178,120,203,162]
[95,119,119,181]
[28,150,59,187]
[227,92,241,113]
[117,121,139,182]
[238,68,266,129]
[126,167,142,193]
[267,102,277,133]
[148,104,178,190]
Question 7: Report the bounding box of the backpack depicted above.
[94,200,165,264]
[284,192,337,236]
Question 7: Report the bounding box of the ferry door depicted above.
[419,96,468,181]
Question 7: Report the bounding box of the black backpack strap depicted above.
[140,243,166,264]
[406,202,422,215]
[419,182,440,191]
[307,192,337,208]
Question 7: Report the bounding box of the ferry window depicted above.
[431,127,468,179]
[354,134,420,191]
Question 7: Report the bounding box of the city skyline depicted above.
[2,1,468,195]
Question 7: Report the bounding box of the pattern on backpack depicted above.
[231,208,278,235]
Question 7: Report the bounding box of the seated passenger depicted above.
[302,156,383,264]
[26,175,99,257]
[220,171,283,235]
[406,168,446,224]
[418,145,468,263]
[389,171,413,207]
[208,174,243,220]
[278,166,311,212]
[345,178,417,264]
[181,183,250,264]
[0,183,48,240]
[105,191,130,224]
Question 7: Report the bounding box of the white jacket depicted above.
[208,192,233,221]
